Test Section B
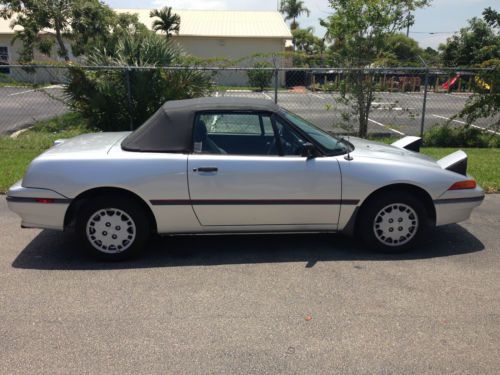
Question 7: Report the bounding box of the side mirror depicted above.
[301,142,317,159]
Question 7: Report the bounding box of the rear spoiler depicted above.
[53,139,67,146]
[392,137,468,175]
[437,150,468,176]
[391,136,422,152]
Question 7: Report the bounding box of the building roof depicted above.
[0,9,292,39]
[116,9,292,39]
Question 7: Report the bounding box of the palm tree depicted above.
[150,7,181,38]
[279,0,310,30]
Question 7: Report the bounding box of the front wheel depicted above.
[76,196,150,260]
[357,192,430,252]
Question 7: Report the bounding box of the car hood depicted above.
[348,137,440,168]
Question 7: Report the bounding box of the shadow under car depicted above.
[11,223,485,271]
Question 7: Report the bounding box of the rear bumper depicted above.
[6,180,70,231]
[434,187,484,226]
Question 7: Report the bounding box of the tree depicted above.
[66,32,213,131]
[439,16,500,67]
[457,59,499,133]
[373,33,423,66]
[483,7,500,28]
[279,0,310,31]
[95,13,150,57]
[292,27,316,54]
[150,6,180,38]
[421,46,440,66]
[455,9,500,133]
[323,0,431,137]
[0,0,115,62]
[69,1,115,57]
[247,62,273,91]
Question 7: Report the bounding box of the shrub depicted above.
[65,33,213,132]
[423,125,499,148]
[247,62,274,91]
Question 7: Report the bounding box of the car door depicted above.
[187,111,342,226]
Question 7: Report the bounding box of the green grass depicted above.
[0,113,92,193]
[0,116,498,193]
[0,73,48,88]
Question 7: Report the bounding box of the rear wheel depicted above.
[357,192,429,252]
[77,196,150,260]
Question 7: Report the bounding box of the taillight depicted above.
[448,180,476,190]
[35,198,55,204]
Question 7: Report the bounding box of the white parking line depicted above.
[368,118,406,135]
[261,92,272,100]
[432,114,500,135]
[8,89,36,96]
[372,102,394,106]
[308,93,325,100]
[7,84,63,97]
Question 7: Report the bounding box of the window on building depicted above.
[0,46,10,74]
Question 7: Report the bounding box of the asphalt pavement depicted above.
[1,195,499,374]
[0,86,68,135]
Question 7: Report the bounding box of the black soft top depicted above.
[121,97,279,153]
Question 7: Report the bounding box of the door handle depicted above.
[193,167,218,173]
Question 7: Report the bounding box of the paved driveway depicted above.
[0,86,68,134]
[0,196,499,374]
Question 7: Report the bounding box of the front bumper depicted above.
[6,180,71,231]
[434,186,484,226]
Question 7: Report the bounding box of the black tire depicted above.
[357,191,430,253]
[76,195,150,260]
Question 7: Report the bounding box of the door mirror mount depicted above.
[301,142,317,159]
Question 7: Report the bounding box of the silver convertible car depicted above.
[7,97,484,259]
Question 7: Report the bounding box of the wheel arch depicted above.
[350,183,436,235]
[64,187,158,233]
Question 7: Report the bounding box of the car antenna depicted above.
[344,131,353,161]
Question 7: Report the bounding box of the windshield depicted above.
[281,110,353,155]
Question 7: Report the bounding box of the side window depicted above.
[202,113,261,134]
[274,118,309,156]
[193,113,277,155]
[262,116,274,135]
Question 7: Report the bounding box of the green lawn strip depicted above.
[421,148,499,193]
[0,113,92,193]
[0,79,50,89]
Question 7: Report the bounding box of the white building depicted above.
[0,9,292,66]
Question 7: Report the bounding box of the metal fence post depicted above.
[420,68,429,138]
[125,67,134,131]
[274,68,279,104]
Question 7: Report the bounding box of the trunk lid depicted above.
[43,132,131,157]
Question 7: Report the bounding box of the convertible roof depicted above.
[121,97,279,153]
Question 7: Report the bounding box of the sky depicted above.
[105,0,499,49]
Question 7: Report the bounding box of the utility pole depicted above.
[406,12,411,37]
[418,56,429,138]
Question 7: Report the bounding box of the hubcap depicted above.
[373,203,419,247]
[86,208,136,254]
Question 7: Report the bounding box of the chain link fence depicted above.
[0,65,497,137]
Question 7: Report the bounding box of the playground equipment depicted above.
[386,76,421,92]
[475,76,491,90]
[441,74,460,90]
